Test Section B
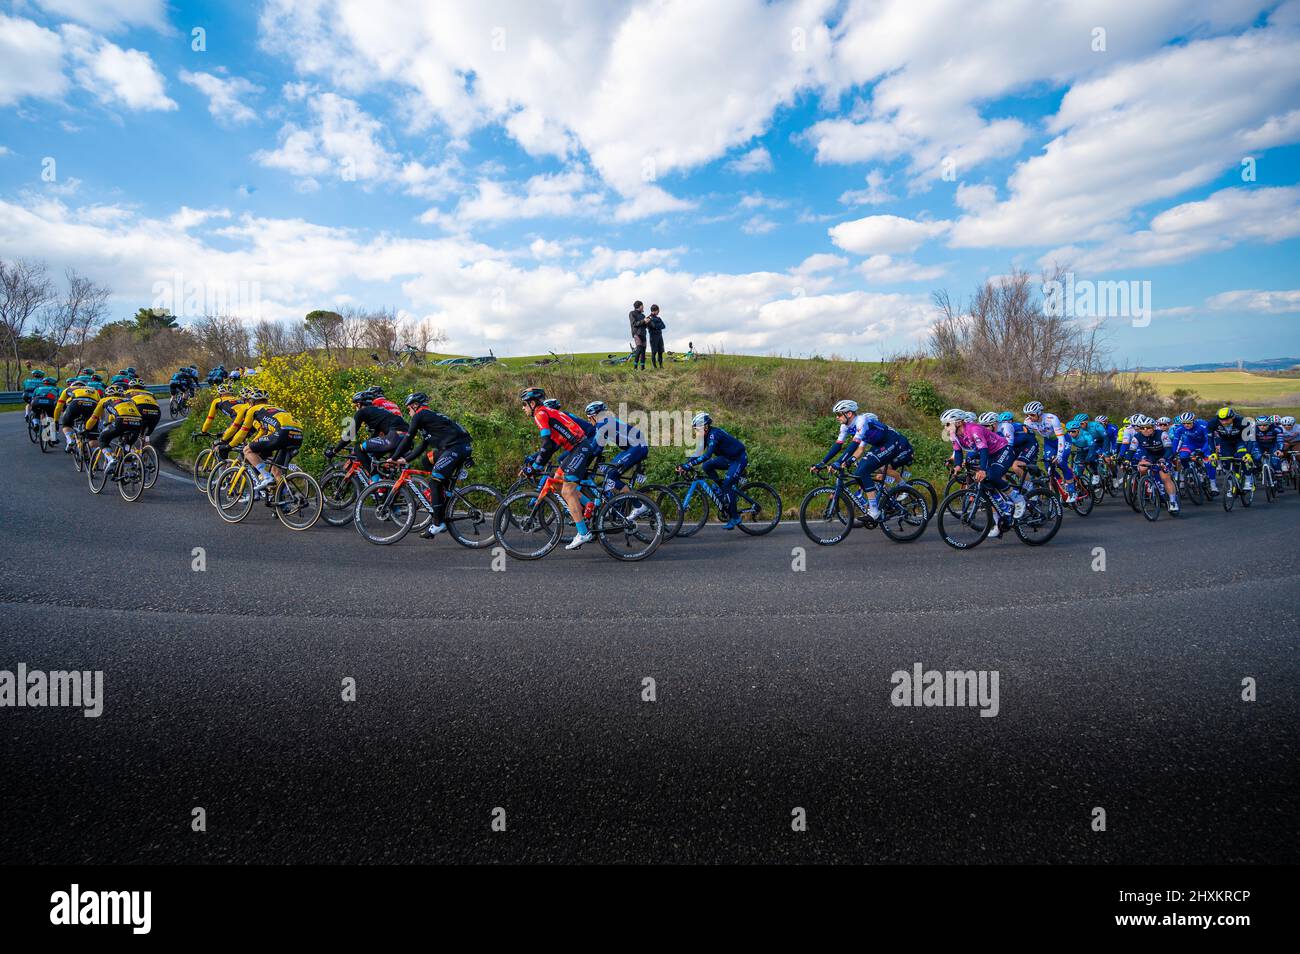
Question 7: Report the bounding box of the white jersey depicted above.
[836,413,874,444]
[1023,412,1064,439]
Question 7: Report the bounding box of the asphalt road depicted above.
[1,410,1297,864]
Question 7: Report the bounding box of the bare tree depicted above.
[407,316,447,353]
[252,320,292,359]
[40,268,110,377]
[0,258,57,388]
[194,314,251,369]
[361,307,401,356]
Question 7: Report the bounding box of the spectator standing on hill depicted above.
[647,304,666,369]
[629,300,648,370]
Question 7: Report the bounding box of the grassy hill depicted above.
[1131,370,1300,416]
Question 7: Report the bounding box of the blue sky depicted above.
[1,0,1298,365]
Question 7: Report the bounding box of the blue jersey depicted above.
[1170,422,1210,454]
[686,426,745,465]
[21,375,45,396]
[30,383,61,403]
[591,416,645,450]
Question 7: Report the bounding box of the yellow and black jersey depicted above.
[54,385,101,418]
[217,402,256,444]
[232,404,300,443]
[201,396,241,433]
[124,388,159,411]
[86,396,142,430]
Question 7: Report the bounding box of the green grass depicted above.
[1135,370,1300,413]
[0,403,23,413]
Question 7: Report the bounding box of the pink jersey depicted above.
[952,422,1009,454]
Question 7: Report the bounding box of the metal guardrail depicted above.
[1,383,181,403]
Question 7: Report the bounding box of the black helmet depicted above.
[541,398,562,410]
[519,387,545,402]
[351,390,373,404]
[404,392,429,407]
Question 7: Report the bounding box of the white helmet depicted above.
[939,408,967,425]
[963,411,978,423]
[862,412,879,424]
[832,399,858,415]
[1282,415,1296,426]
[978,412,998,426]
[691,412,712,427]
[1023,401,1043,415]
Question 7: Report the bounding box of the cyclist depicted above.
[818,401,912,523]
[85,384,144,471]
[214,388,266,461]
[367,385,403,416]
[520,386,600,549]
[1169,411,1217,498]
[944,408,1025,534]
[1280,415,1299,453]
[1096,415,1119,455]
[1129,414,1179,513]
[21,368,47,420]
[585,400,649,499]
[1255,415,1285,489]
[226,388,304,490]
[994,411,1038,485]
[1066,416,1102,487]
[335,390,409,478]
[1022,401,1077,502]
[169,368,192,404]
[53,377,103,452]
[123,378,161,443]
[1207,407,1254,493]
[679,411,748,530]
[389,392,473,539]
[198,384,241,435]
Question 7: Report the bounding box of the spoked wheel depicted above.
[192,448,218,492]
[1182,466,1204,505]
[273,472,322,530]
[1263,466,1276,503]
[139,443,159,489]
[1138,475,1162,521]
[493,491,564,560]
[87,449,110,494]
[215,466,257,523]
[937,489,992,550]
[642,483,684,540]
[1222,476,1237,511]
[118,451,145,501]
[321,470,365,526]
[670,481,710,537]
[37,419,51,452]
[1240,475,1254,508]
[27,416,39,444]
[878,486,929,542]
[905,478,938,515]
[207,460,233,507]
[735,480,781,535]
[594,491,664,561]
[1014,489,1063,545]
[71,440,86,473]
[354,480,417,544]
[798,486,854,546]
[1070,480,1095,516]
[1124,472,1140,511]
[446,483,502,549]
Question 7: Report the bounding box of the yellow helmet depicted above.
[1217,406,1233,419]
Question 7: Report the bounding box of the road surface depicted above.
[1,410,1296,863]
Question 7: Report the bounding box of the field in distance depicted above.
[1133,369,1300,415]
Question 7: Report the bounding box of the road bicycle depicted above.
[601,343,637,366]
[87,438,146,502]
[213,456,323,530]
[28,411,58,453]
[138,439,159,490]
[319,443,381,526]
[369,344,426,370]
[1257,453,1280,503]
[169,391,191,419]
[352,457,502,547]
[1133,461,1178,521]
[69,423,91,473]
[936,479,1062,550]
[667,342,708,362]
[799,465,929,545]
[1025,458,1093,516]
[669,465,782,537]
[1171,453,1211,506]
[1216,456,1254,511]
[529,351,573,367]
[493,464,664,561]
[502,458,684,539]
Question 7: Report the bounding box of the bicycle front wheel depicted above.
[1139,475,1162,521]
[192,448,217,492]
[878,486,929,542]
[215,466,256,523]
[642,483,684,540]
[274,472,322,530]
[1014,489,1062,545]
[937,489,992,550]
[595,491,664,561]
[1222,476,1236,511]
[140,443,159,490]
[671,480,710,537]
[493,490,563,559]
[905,478,937,515]
[446,483,502,549]
[798,486,853,546]
[87,449,109,494]
[354,480,416,544]
[320,469,364,526]
[118,451,144,501]
[735,480,781,535]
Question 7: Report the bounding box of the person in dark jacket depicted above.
[629,300,647,370]
[647,304,666,368]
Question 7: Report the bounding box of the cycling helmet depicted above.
[105,384,123,396]
[862,412,879,424]
[541,398,563,410]
[832,399,858,415]
[129,378,144,387]
[978,412,998,426]
[29,369,45,378]
[90,374,102,382]
[998,411,1014,423]
[1217,406,1233,419]
[350,390,373,404]
[519,387,545,403]
[963,411,978,423]
[691,412,712,427]
[246,388,268,402]
[79,367,93,375]
[1256,414,1271,425]
[1156,416,1171,426]
[584,401,608,416]
[216,384,234,396]
[1076,413,1090,423]
[368,385,386,397]
[1137,414,1155,427]
[1095,415,1108,424]
[1065,417,1082,430]
[1023,401,1044,415]
[939,408,967,425]
[404,392,429,407]
[1122,417,1131,426]
[1282,415,1296,426]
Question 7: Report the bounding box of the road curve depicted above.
[1,410,1297,863]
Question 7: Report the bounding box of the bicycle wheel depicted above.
[215,466,256,523]
[87,449,110,494]
[1183,465,1203,505]
[1139,475,1162,521]
[407,475,436,534]
[594,491,664,561]
[321,470,364,526]
[1240,473,1254,508]
[735,480,781,535]
[798,486,854,546]
[72,440,86,473]
[671,480,710,537]
[1124,472,1140,511]
[642,483,684,540]
[192,448,217,492]
[1014,489,1062,545]
[1222,474,1236,511]
[274,472,322,531]
[446,483,502,549]
[937,489,992,550]
[140,443,159,489]
[37,419,49,452]
[493,490,563,559]
[117,451,144,501]
[1263,466,1276,502]
[1070,479,1095,516]
[27,416,39,444]
[878,486,929,542]
[354,480,417,544]
[905,478,937,515]
[207,459,232,507]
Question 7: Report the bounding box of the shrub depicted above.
[906,380,945,417]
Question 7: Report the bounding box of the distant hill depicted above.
[1150,357,1300,372]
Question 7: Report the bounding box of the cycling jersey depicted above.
[29,383,61,408]
[532,405,595,469]
[1207,414,1246,444]
[391,408,471,462]
[1069,428,1100,463]
[1256,423,1283,452]
[820,412,872,464]
[352,404,408,438]
[951,422,1009,471]
[124,388,159,411]
[232,405,301,444]
[1170,421,1211,455]
[218,401,257,444]
[86,396,142,431]
[998,420,1038,453]
[1103,423,1120,453]
[591,415,648,487]
[1025,412,1070,460]
[685,425,745,466]
[201,396,241,432]
[1130,428,1172,461]
[20,375,45,400]
[373,397,402,416]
